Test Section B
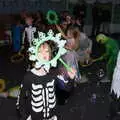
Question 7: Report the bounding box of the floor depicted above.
[0,83,111,120]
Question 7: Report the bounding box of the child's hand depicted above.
[67,68,77,79]
[85,48,91,54]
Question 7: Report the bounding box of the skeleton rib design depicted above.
[31,80,56,118]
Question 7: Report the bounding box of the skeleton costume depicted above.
[24,25,36,46]
[16,68,57,120]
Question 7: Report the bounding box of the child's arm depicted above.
[55,24,68,39]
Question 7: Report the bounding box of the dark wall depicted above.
[0,0,66,14]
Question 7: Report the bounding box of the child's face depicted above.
[67,30,73,38]
[25,17,33,25]
[61,21,68,30]
[66,15,71,24]
[37,43,51,61]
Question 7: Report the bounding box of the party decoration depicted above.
[46,10,59,24]
[28,29,71,72]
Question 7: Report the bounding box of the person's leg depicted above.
[108,92,119,120]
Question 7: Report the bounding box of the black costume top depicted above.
[16,68,58,120]
[16,68,74,120]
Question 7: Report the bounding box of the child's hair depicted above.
[66,25,80,51]
[25,15,34,25]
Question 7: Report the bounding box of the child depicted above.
[55,24,92,84]
[56,24,92,65]
[66,24,92,65]
[16,41,76,120]
[23,16,36,71]
[56,37,81,105]
[11,15,24,53]
[23,15,36,47]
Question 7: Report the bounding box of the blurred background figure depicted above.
[91,2,102,36]
[73,2,86,32]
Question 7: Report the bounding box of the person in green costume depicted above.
[96,34,119,81]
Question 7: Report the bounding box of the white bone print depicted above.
[31,80,56,119]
